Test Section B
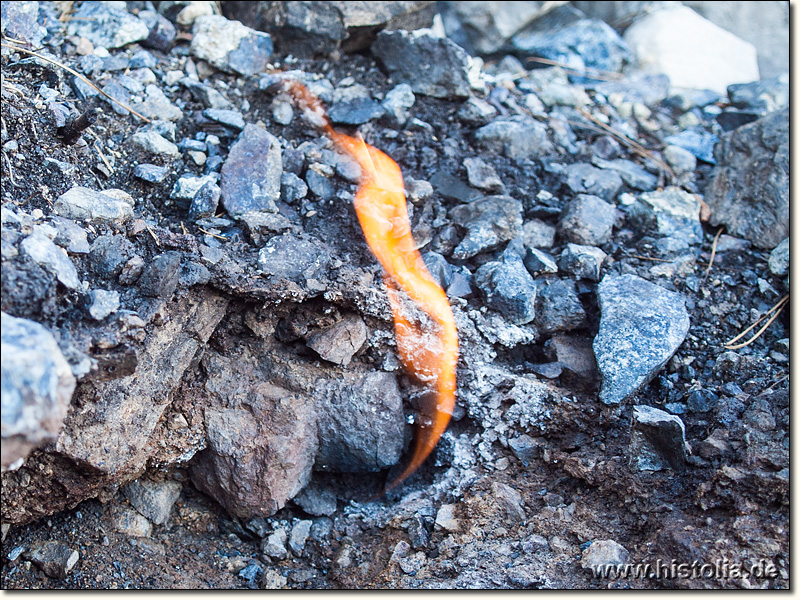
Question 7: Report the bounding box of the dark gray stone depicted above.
[65,1,149,49]
[294,482,337,517]
[463,157,504,193]
[535,279,586,334]
[474,116,553,160]
[687,388,718,413]
[27,541,79,579]
[180,261,212,287]
[1,313,76,469]
[450,196,523,259]
[89,234,136,278]
[727,75,790,115]
[475,246,538,325]
[630,405,688,471]
[705,108,789,249]
[594,274,690,405]
[52,218,90,254]
[447,268,473,299]
[221,124,282,217]
[329,98,386,125]
[20,232,80,290]
[769,237,789,276]
[456,97,497,125]
[422,251,453,289]
[280,172,308,204]
[138,10,177,52]
[306,315,368,366]
[100,79,133,116]
[559,194,616,246]
[188,182,221,221]
[191,15,273,77]
[564,163,623,202]
[179,78,233,110]
[592,158,658,191]
[305,168,336,199]
[122,478,182,525]
[523,247,558,275]
[88,289,120,321]
[430,170,480,204]
[257,233,328,282]
[559,243,607,281]
[137,251,182,298]
[592,74,671,106]
[546,333,597,384]
[664,129,718,165]
[133,164,170,183]
[203,108,245,131]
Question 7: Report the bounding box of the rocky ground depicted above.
[1,0,789,590]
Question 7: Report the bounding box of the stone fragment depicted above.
[594,274,690,405]
[191,15,273,77]
[171,174,218,202]
[592,158,658,191]
[422,251,453,289]
[631,187,704,251]
[1,313,76,469]
[456,97,497,125]
[663,145,697,175]
[289,520,313,556]
[450,196,523,260]
[546,333,598,385]
[54,187,134,224]
[492,482,526,523]
[221,124,282,217]
[664,130,718,165]
[203,108,245,131]
[306,315,368,366]
[434,504,460,532]
[508,434,540,466]
[257,233,328,283]
[727,75,790,115]
[110,507,153,538]
[475,246,538,325]
[138,9,177,52]
[535,279,586,334]
[382,83,415,126]
[592,74,671,106]
[1,1,46,48]
[65,1,149,49]
[129,131,179,157]
[132,85,183,122]
[88,289,120,321]
[188,182,221,221]
[329,98,386,125]
[624,5,759,95]
[630,405,688,471]
[463,157,503,193]
[133,164,170,183]
[123,478,182,525]
[89,235,136,278]
[768,237,789,276]
[27,541,80,579]
[559,243,606,282]
[563,163,623,203]
[523,247,558,275]
[294,482,337,516]
[430,170,480,204]
[137,251,182,298]
[522,219,556,249]
[580,540,630,573]
[52,218,90,254]
[705,108,789,249]
[559,194,616,246]
[262,529,289,560]
[474,116,552,160]
[20,232,80,290]
[179,78,233,110]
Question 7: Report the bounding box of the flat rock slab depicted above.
[593,274,690,405]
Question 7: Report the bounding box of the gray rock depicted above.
[594,274,690,405]
[289,520,313,556]
[474,116,553,160]
[257,233,328,282]
[132,85,183,122]
[20,232,80,290]
[110,506,153,538]
[522,219,556,249]
[133,164,170,183]
[294,482,337,516]
[434,503,461,532]
[564,163,623,202]
[523,247,558,275]
[592,158,658,191]
[630,405,688,471]
[280,172,308,204]
[631,187,703,249]
[188,182,221,221]
[305,168,336,199]
[546,333,598,384]
[422,251,453,289]
[137,252,182,298]
[129,131,179,157]
[447,268,473,299]
[475,246,538,325]
[52,218,90,254]
[191,15,273,77]
[728,75,790,115]
[456,97,497,125]
[559,243,607,281]
[1,1,46,48]
[65,1,149,49]
[559,194,616,246]
[221,124,282,217]
[592,74,671,106]
[463,157,504,193]
[170,174,218,202]
[203,108,245,131]
[768,237,789,276]
[100,79,134,116]
[492,482,526,523]
[54,186,134,224]
[664,129,718,165]
[705,108,789,249]
[382,83,415,126]
[535,279,586,334]
[138,10,176,52]
[1,313,76,469]
[450,196,523,259]
[262,529,289,559]
[122,478,182,525]
[580,540,630,572]
[179,78,233,110]
[430,170,481,204]
[508,434,540,466]
[89,234,136,278]
[27,541,79,579]
[314,372,404,472]
[663,145,697,175]
[329,98,386,125]
[306,315,368,366]
[88,289,120,321]
[372,29,479,98]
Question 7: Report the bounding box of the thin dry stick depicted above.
[198,227,228,241]
[1,41,152,122]
[723,294,789,350]
[703,226,725,279]
[524,56,624,82]
[627,253,673,263]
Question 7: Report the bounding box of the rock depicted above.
[630,405,688,471]
[705,108,789,249]
[280,172,308,204]
[546,333,597,385]
[100,79,133,116]
[88,289,120,321]
[188,182,221,221]
[221,124,282,217]
[535,279,586,334]
[1,313,76,469]
[262,529,289,560]
[450,196,523,260]
[132,85,183,122]
[727,75,790,115]
[456,97,497,126]
[508,434,540,466]
[768,237,789,276]
[52,218,90,255]
[422,251,453,289]
[203,108,245,131]
[430,170,481,204]
[20,232,80,290]
[475,246,538,325]
[129,131,180,157]
[329,98,386,125]
[470,310,536,348]
[594,274,690,405]
[138,9,177,52]
[54,187,134,224]
[289,520,313,556]
[313,372,404,472]
[630,187,704,251]
[257,233,328,283]
[662,145,697,176]
[306,315,368,366]
[559,194,616,246]
[591,158,658,192]
[372,29,481,98]
[89,234,136,278]
[687,388,718,414]
[136,252,182,299]
[434,503,460,532]
[558,243,607,282]
[110,506,153,538]
[1,1,46,48]
[382,83,415,126]
[580,540,630,573]
[523,247,558,275]
[592,74,671,106]
[474,116,553,160]
[122,478,182,525]
[27,541,80,579]
[663,130,718,165]
[65,1,149,49]
[492,482,526,523]
[463,157,503,193]
[522,219,556,249]
[623,5,759,95]
[294,482,337,516]
[191,14,273,77]
[179,78,233,110]
[133,164,170,183]
[563,163,623,203]
[171,174,218,202]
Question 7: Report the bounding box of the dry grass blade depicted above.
[723,294,788,350]
[198,227,228,241]
[626,253,674,263]
[0,41,152,122]
[703,226,725,279]
[524,56,624,82]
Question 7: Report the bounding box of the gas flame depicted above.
[285,80,459,490]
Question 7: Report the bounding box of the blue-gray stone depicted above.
[664,130,718,165]
[257,233,328,282]
[422,251,453,289]
[592,158,658,191]
[188,182,221,221]
[20,232,80,290]
[475,116,553,160]
[558,243,607,282]
[559,194,616,246]
[137,10,176,53]
[180,78,233,110]
[133,164,170,183]
[89,234,136,277]
[450,196,523,260]
[1,1,46,48]
[221,124,282,217]
[523,247,558,275]
[65,1,149,49]
[203,109,245,131]
[328,98,386,125]
[88,289,120,320]
[564,163,623,202]
[630,405,687,471]
[475,246,538,325]
[191,15,272,77]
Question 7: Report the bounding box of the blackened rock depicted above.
[687,388,719,413]
[133,164,170,183]
[314,372,404,472]
[594,274,690,405]
[191,15,273,77]
[450,196,522,259]
[716,110,760,132]
[559,243,606,282]
[705,108,789,249]
[188,181,221,221]
[306,314,368,366]
[559,194,616,246]
[564,163,623,202]
[257,233,328,282]
[27,541,79,579]
[727,75,789,115]
[474,116,553,160]
[591,158,658,191]
[137,251,182,298]
[138,10,177,52]
[1,313,76,469]
[328,97,386,125]
[523,247,558,275]
[65,1,149,49]
[89,234,136,278]
[180,261,212,287]
[630,405,688,471]
[535,279,586,334]
[221,124,282,217]
[372,29,479,98]
[475,246,538,325]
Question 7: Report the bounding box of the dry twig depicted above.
[723,294,789,350]
[703,226,725,280]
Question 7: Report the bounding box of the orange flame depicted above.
[284,80,459,490]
